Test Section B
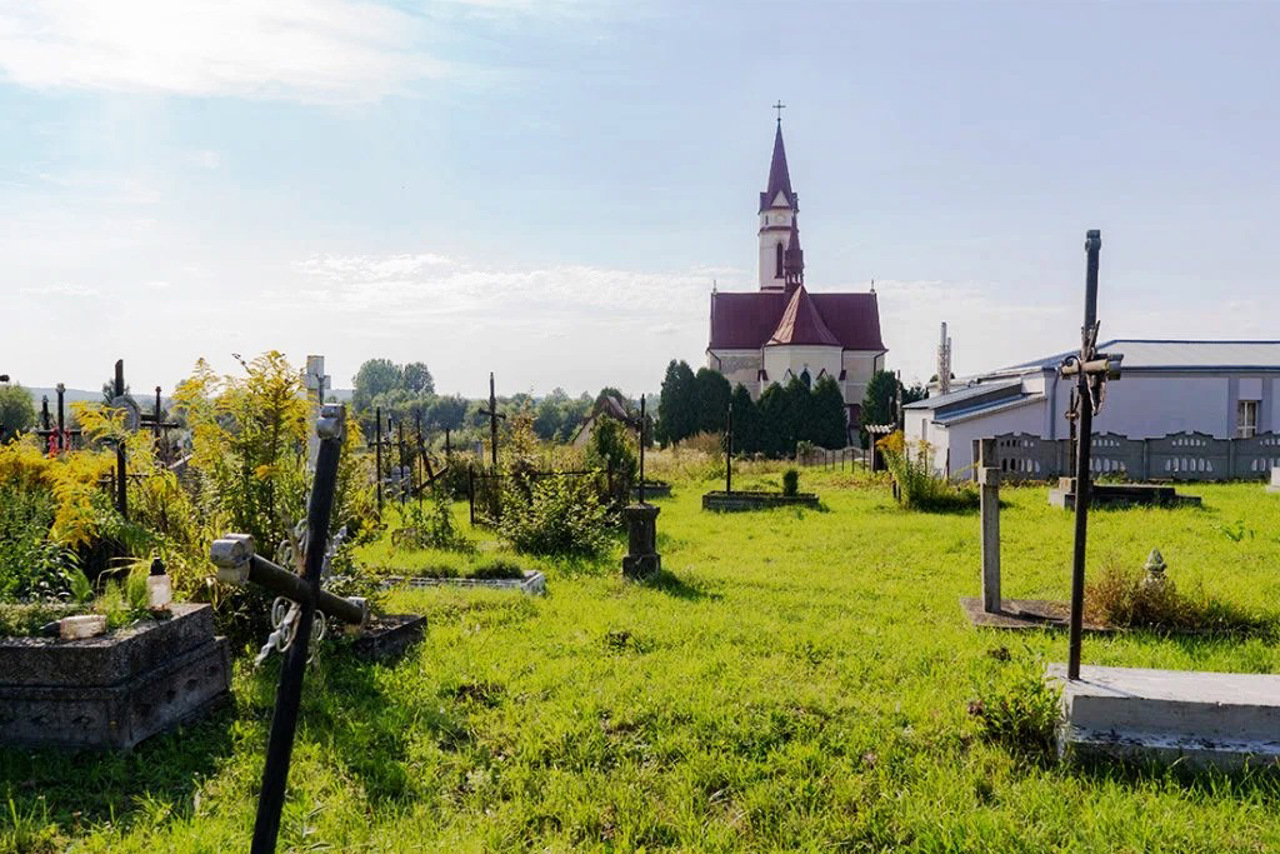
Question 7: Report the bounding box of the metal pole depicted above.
[725,403,733,494]
[251,406,345,854]
[114,360,127,519]
[1067,230,1101,681]
[468,465,476,526]
[638,395,646,505]
[56,383,65,452]
[397,420,406,507]
[489,372,499,472]
[374,406,383,515]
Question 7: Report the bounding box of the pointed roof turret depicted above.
[766,285,839,347]
[759,120,797,213]
[783,219,804,291]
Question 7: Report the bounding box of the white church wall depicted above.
[708,349,761,394]
[841,350,883,407]
[762,344,842,387]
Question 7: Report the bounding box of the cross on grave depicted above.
[34,395,56,453]
[139,386,180,465]
[366,406,385,515]
[622,394,661,579]
[107,360,139,518]
[412,411,447,494]
[53,383,81,452]
[210,404,369,854]
[1059,230,1123,680]
[724,402,734,494]
[478,372,506,472]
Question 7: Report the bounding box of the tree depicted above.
[757,382,792,457]
[0,383,35,443]
[427,394,468,432]
[860,370,899,448]
[352,359,403,411]
[728,384,762,454]
[810,375,849,448]
[693,368,732,436]
[657,360,697,445]
[402,362,435,395]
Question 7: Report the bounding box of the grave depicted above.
[631,480,672,500]
[702,402,820,512]
[622,395,662,579]
[959,438,1109,632]
[1048,477,1200,510]
[1043,230,1278,770]
[1268,466,1280,493]
[375,571,546,596]
[0,603,231,750]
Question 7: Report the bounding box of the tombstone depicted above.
[622,395,661,579]
[303,355,330,467]
[1268,466,1280,493]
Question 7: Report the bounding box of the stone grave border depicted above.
[701,490,821,512]
[375,570,547,596]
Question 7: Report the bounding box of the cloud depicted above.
[20,282,100,298]
[187,150,221,170]
[0,0,448,103]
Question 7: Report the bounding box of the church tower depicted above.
[758,118,799,290]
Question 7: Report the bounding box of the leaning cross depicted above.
[477,371,506,472]
[1059,229,1123,680]
[210,404,369,854]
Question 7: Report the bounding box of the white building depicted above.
[904,340,1280,478]
[707,118,887,432]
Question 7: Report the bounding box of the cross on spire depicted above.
[773,100,786,122]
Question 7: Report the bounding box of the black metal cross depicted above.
[724,402,734,494]
[773,100,786,121]
[366,406,385,515]
[477,372,506,472]
[637,395,647,505]
[210,404,368,854]
[1059,229,1123,680]
[140,386,180,465]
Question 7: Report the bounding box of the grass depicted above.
[5,469,1280,851]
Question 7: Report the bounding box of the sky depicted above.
[2,1,1278,398]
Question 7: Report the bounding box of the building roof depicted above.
[1004,339,1280,373]
[709,290,885,352]
[903,380,1022,411]
[759,121,796,212]
[766,286,839,347]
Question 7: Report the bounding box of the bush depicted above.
[878,432,978,512]
[391,487,474,553]
[0,485,81,602]
[585,415,637,508]
[499,474,611,559]
[782,469,799,496]
[969,670,1061,761]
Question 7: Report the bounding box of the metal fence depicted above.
[978,431,1280,482]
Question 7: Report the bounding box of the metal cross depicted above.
[724,402,734,494]
[366,406,385,515]
[773,100,786,121]
[1059,229,1123,680]
[637,395,647,505]
[210,405,368,854]
[477,372,506,472]
[140,386,180,465]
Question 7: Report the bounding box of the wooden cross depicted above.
[773,100,786,121]
[1058,229,1123,680]
[477,372,506,472]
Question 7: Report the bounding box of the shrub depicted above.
[499,474,611,559]
[682,430,725,457]
[391,487,474,553]
[878,431,978,512]
[782,469,800,496]
[0,485,81,602]
[586,415,637,508]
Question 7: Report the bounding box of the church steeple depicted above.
[783,220,804,292]
[758,111,800,290]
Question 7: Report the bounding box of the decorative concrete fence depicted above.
[979,431,1280,482]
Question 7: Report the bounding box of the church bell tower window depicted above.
[775,242,784,278]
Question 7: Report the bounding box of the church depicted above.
[706,117,887,432]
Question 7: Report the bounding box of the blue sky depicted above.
[2,1,1278,397]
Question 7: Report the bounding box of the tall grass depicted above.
[878,431,979,512]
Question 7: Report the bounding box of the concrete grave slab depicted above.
[1048,664,1280,769]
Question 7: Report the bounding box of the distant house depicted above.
[706,118,887,433]
[904,340,1280,478]
[571,395,639,448]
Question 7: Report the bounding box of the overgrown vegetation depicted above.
[969,661,1062,761]
[391,487,474,553]
[1085,561,1269,633]
[878,431,979,512]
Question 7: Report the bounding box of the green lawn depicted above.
[6,469,1280,852]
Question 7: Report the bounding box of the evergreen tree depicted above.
[729,384,762,454]
[657,359,697,445]
[783,376,811,450]
[757,382,791,457]
[810,375,849,448]
[693,368,733,435]
[860,369,900,447]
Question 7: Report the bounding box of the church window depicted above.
[775,242,783,277]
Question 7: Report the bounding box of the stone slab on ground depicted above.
[380,570,546,596]
[632,481,673,500]
[1048,479,1201,510]
[1048,664,1280,769]
[960,597,1112,632]
[350,614,426,663]
[702,491,821,512]
[0,631,231,751]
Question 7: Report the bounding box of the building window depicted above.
[775,242,783,278]
[1237,400,1259,438]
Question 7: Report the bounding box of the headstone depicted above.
[978,438,1001,613]
[1268,466,1280,493]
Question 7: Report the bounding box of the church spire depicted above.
[784,219,804,292]
[759,118,797,213]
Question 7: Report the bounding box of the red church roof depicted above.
[709,289,885,352]
[766,286,838,346]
